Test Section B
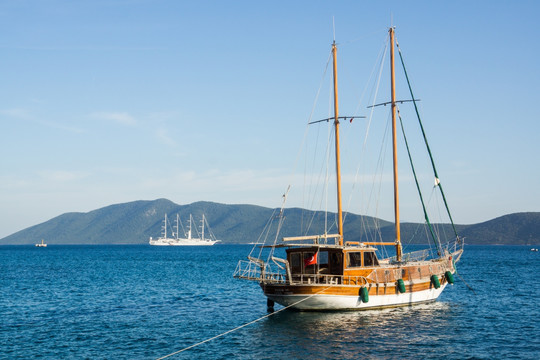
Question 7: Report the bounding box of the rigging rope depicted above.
[345,36,388,232]
[155,285,337,360]
[396,106,443,255]
[302,51,334,231]
[247,49,334,262]
[177,216,187,238]
[395,38,459,238]
[265,186,293,265]
[249,208,278,260]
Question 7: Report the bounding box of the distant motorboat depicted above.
[531,248,538,252]
[35,239,47,247]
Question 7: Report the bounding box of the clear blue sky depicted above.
[1,0,539,238]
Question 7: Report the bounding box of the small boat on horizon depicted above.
[35,239,47,247]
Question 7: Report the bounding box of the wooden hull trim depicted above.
[264,283,448,311]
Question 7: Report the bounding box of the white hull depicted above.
[149,237,219,246]
[149,238,175,246]
[267,284,448,311]
[161,238,219,246]
[35,239,47,247]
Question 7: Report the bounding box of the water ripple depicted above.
[0,245,539,359]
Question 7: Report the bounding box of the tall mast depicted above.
[331,41,344,246]
[164,213,168,239]
[389,27,403,261]
[201,214,205,240]
[188,214,192,239]
[176,213,180,240]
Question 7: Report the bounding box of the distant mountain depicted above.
[0,199,538,245]
[459,212,540,245]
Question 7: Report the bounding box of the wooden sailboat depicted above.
[234,28,464,311]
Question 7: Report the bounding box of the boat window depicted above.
[329,252,343,275]
[363,252,379,266]
[319,251,329,266]
[290,252,301,274]
[317,251,329,274]
[347,252,362,267]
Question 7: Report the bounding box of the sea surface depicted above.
[1,245,539,359]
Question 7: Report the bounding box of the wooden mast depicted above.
[389,27,403,261]
[332,41,344,246]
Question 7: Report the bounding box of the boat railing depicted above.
[235,261,376,286]
[387,249,431,263]
[445,235,465,255]
[289,274,369,286]
[233,260,287,283]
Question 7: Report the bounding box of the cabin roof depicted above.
[260,243,379,251]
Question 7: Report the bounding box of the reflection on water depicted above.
[248,302,455,359]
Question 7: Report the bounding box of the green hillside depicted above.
[459,212,540,245]
[0,199,538,245]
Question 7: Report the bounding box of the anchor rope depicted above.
[155,285,336,360]
[453,259,476,294]
[454,270,476,294]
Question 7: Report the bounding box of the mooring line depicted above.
[455,270,476,295]
[453,259,476,295]
[156,285,334,360]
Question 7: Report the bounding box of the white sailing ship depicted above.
[149,213,220,246]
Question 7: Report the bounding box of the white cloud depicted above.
[38,170,90,182]
[92,112,137,126]
[1,108,32,119]
[155,127,177,147]
[1,108,85,133]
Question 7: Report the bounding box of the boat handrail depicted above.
[386,249,430,263]
[289,274,370,286]
[282,234,341,242]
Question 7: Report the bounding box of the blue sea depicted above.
[1,245,539,359]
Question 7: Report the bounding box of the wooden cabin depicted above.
[285,245,383,285]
